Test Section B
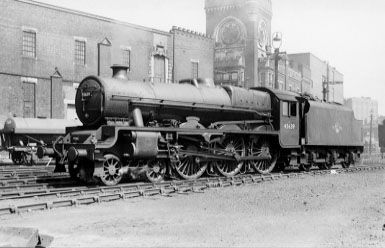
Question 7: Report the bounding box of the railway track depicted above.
[1,164,384,216]
[0,174,71,187]
[0,171,66,179]
[0,165,56,178]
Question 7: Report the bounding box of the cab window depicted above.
[282,102,289,116]
[282,101,297,117]
[290,102,297,117]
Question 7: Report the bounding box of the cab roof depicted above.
[252,87,300,102]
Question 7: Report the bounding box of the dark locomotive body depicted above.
[259,88,363,171]
[1,117,80,165]
[43,65,363,186]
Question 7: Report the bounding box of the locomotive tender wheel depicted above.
[100,154,123,186]
[299,163,312,172]
[213,136,246,177]
[324,152,334,170]
[317,163,327,170]
[146,160,167,183]
[174,145,208,180]
[23,152,35,166]
[249,140,277,175]
[341,153,352,169]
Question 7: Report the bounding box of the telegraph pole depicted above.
[274,49,279,89]
[326,62,330,102]
[369,111,373,155]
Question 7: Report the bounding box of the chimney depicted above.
[111,64,129,80]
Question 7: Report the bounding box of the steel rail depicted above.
[0,171,66,180]
[1,165,384,216]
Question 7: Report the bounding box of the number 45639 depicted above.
[284,123,295,130]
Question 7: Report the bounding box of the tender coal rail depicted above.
[1,165,384,216]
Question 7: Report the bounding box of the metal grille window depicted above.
[23,82,36,118]
[75,40,86,65]
[122,49,131,67]
[22,31,36,58]
[191,62,199,79]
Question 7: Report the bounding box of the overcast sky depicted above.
[37,0,385,115]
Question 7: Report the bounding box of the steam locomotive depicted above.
[39,65,363,186]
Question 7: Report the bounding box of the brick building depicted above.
[345,97,380,153]
[0,0,214,121]
[288,53,344,103]
[205,0,343,101]
[258,56,312,94]
[171,27,214,83]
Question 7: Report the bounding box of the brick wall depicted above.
[171,27,214,82]
[0,0,213,119]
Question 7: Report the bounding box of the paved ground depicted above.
[1,167,385,247]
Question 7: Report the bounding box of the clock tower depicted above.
[205,0,272,88]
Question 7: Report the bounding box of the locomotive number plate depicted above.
[284,123,296,130]
[82,92,92,98]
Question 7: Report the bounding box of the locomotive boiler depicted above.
[44,65,363,186]
[76,65,271,127]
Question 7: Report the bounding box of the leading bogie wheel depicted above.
[250,139,277,175]
[11,152,23,165]
[68,161,80,180]
[146,160,167,183]
[213,136,246,177]
[100,154,123,186]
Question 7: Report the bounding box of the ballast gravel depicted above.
[1,167,385,247]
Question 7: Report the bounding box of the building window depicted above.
[22,31,36,58]
[154,55,166,83]
[260,72,266,85]
[223,73,230,81]
[75,40,86,65]
[215,73,223,81]
[22,81,36,118]
[191,62,199,79]
[122,49,131,67]
[231,72,238,82]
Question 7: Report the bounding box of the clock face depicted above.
[258,20,267,49]
[219,21,242,45]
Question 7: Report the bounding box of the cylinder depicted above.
[67,147,88,163]
[37,147,55,159]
